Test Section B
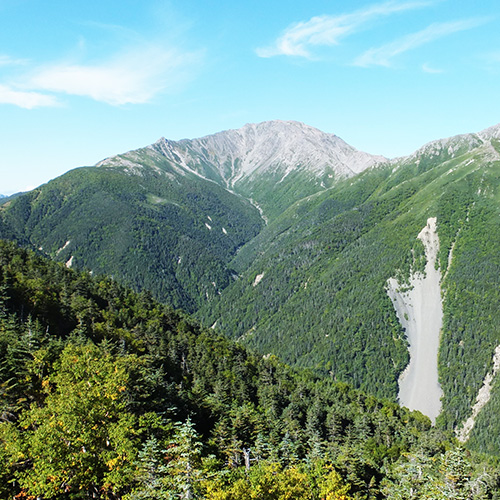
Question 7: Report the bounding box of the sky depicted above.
[1,0,500,195]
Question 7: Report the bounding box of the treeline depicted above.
[1,240,499,499]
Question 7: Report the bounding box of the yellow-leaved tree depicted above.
[13,342,139,498]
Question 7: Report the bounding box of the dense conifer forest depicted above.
[0,165,263,313]
[2,122,500,498]
[198,138,500,446]
[1,240,500,499]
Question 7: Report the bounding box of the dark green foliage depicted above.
[2,129,500,462]
[198,142,500,453]
[198,163,433,398]
[234,167,340,221]
[0,164,263,313]
[3,240,498,499]
[438,198,500,434]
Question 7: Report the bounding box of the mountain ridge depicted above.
[152,120,386,186]
[4,238,496,500]
[99,120,386,183]
[2,119,500,456]
[391,122,500,167]
[96,120,387,219]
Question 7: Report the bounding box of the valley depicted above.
[2,120,500,460]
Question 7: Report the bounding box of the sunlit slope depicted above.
[0,120,385,313]
[198,132,500,440]
[6,239,492,498]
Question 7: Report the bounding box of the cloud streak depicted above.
[354,18,487,67]
[1,27,202,109]
[29,44,201,106]
[256,0,434,58]
[0,55,28,67]
[0,84,59,109]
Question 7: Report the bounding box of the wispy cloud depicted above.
[0,22,202,109]
[0,84,59,109]
[0,55,27,67]
[354,18,487,67]
[29,44,201,106]
[422,62,444,73]
[256,0,434,58]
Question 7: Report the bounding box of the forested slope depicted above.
[2,123,500,460]
[2,240,499,499]
[0,163,263,313]
[0,120,383,317]
[198,135,500,450]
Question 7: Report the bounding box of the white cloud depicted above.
[0,84,59,109]
[354,18,487,67]
[256,0,434,58]
[30,45,200,105]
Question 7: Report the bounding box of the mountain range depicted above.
[2,119,500,455]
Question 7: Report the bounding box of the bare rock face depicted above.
[478,122,500,140]
[154,120,385,187]
[99,120,386,187]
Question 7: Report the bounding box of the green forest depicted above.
[0,162,263,313]
[2,240,500,499]
[2,126,500,498]
[198,139,500,447]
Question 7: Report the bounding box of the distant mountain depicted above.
[0,192,25,204]
[0,121,383,313]
[2,120,500,456]
[98,120,386,219]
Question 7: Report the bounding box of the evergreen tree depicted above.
[163,418,205,499]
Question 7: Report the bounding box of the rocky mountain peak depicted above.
[152,120,386,188]
[479,122,500,141]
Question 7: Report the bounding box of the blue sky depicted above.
[1,0,500,194]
